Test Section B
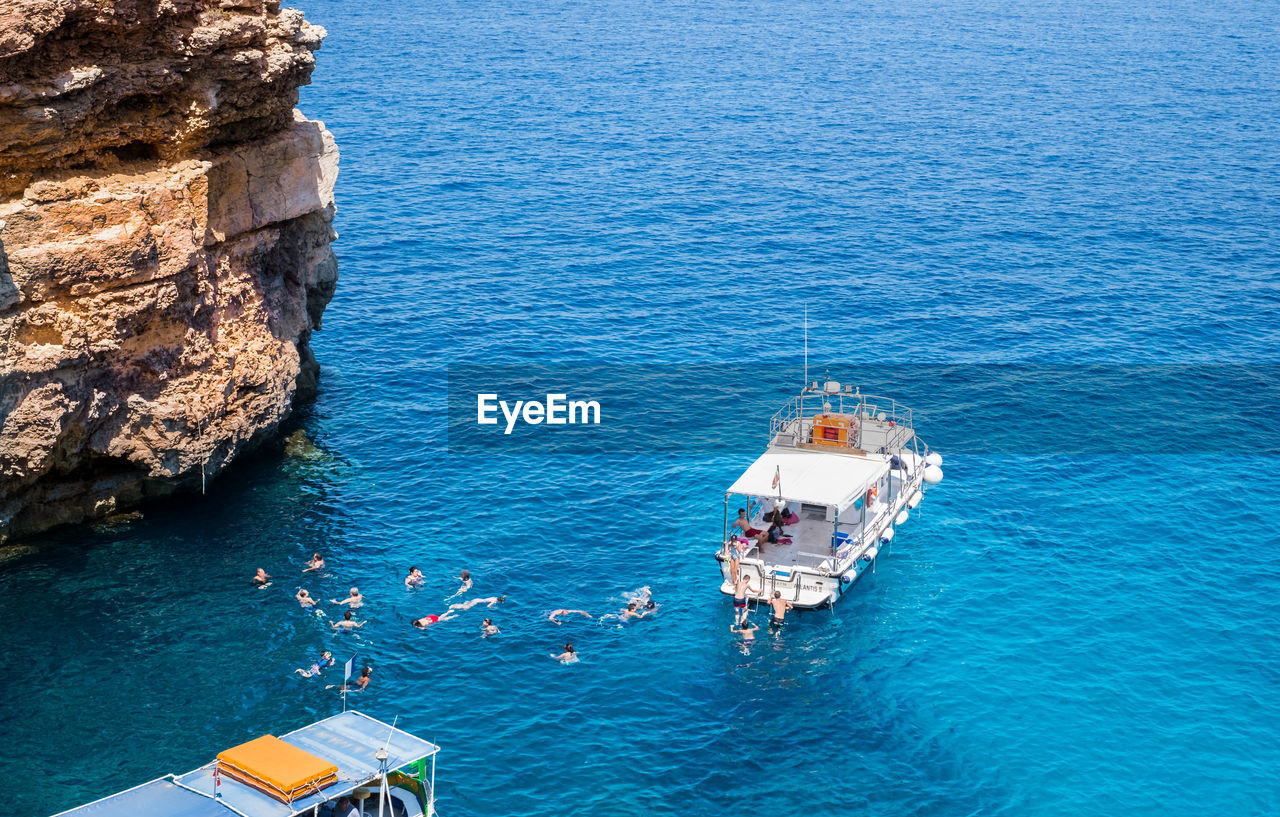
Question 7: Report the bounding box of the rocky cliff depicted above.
[0,0,338,542]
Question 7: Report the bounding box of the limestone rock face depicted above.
[0,0,338,542]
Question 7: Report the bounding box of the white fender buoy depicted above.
[925,452,943,467]
[841,569,857,583]
[907,491,922,509]
[923,465,944,484]
[895,510,909,525]
[879,528,894,544]
[863,545,880,561]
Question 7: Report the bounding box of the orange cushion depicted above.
[216,735,338,802]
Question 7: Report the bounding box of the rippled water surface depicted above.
[5,0,1280,815]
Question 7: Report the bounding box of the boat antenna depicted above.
[376,716,399,817]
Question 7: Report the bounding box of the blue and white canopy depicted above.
[54,711,438,817]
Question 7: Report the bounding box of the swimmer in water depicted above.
[551,643,578,663]
[411,611,458,629]
[332,610,365,631]
[447,595,506,613]
[619,602,649,621]
[303,553,325,573]
[548,609,593,625]
[481,617,499,636]
[252,568,271,587]
[444,570,472,600]
[404,567,424,588]
[730,618,759,642]
[294,650,335,677]
[330,587,364,608]
[295,588,317,608]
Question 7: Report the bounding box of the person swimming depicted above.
[551,643,578,663]
[330,587,364,608]
[444,570,472,601]
[295,588,317,608]
[294,650,335,677]
[303,553,325,573]
[619,602,649,622]
[730,618,759,642]
[447,595,506,613]
[481,618,499,636]
[404,567,424,588]
[332,610,365,631]
[252,568,271,587]
[548,609,592,625]
[411,611,457,629]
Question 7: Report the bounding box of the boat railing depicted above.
[769,391,916,452]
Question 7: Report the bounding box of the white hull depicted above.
[718,472,924,609]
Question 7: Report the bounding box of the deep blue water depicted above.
[4,0,1280,815]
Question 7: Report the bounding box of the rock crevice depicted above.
[0,0,338,541]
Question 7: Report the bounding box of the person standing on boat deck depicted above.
[331,587,363,608]
[333,797,359,817]
[333,610,365,631]
[730,618,759,641]
[733,574,758,625]
[303,553,325,573]
[726,538,744,583]
[768,591,794,628]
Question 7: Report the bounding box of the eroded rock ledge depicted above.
[0,0,338,541]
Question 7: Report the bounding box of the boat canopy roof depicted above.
[726,447,889,510]
[55,711,438,817]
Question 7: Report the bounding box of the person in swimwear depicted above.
[481,618,500,636]
[252,568,271,586]
[619,602,649,621]
[295,588,317,608]
[404,567,424,588]
[730,618,759,641]
[732,574,757,625]
[341,666,372,692]
[331,587,364,608]
[295,650,334,677]
[548,609,592,625]
[768,590,794,628]
[411,611,458,628]
[448,595,506,613]
[332,610,365,631]
[303,553,325,573]
[551,643,578,663]
[445,570,472,600]
[729,508,770,545]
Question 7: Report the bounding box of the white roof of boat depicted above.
[54,710,438,817]
[726,447,888,509]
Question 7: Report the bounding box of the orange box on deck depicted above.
[811,414,851,448]
[216,735,339,803]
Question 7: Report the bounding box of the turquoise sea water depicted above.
[4,0,1280,815]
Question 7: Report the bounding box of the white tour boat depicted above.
[54,710,440,817]
[717,378,943,610]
